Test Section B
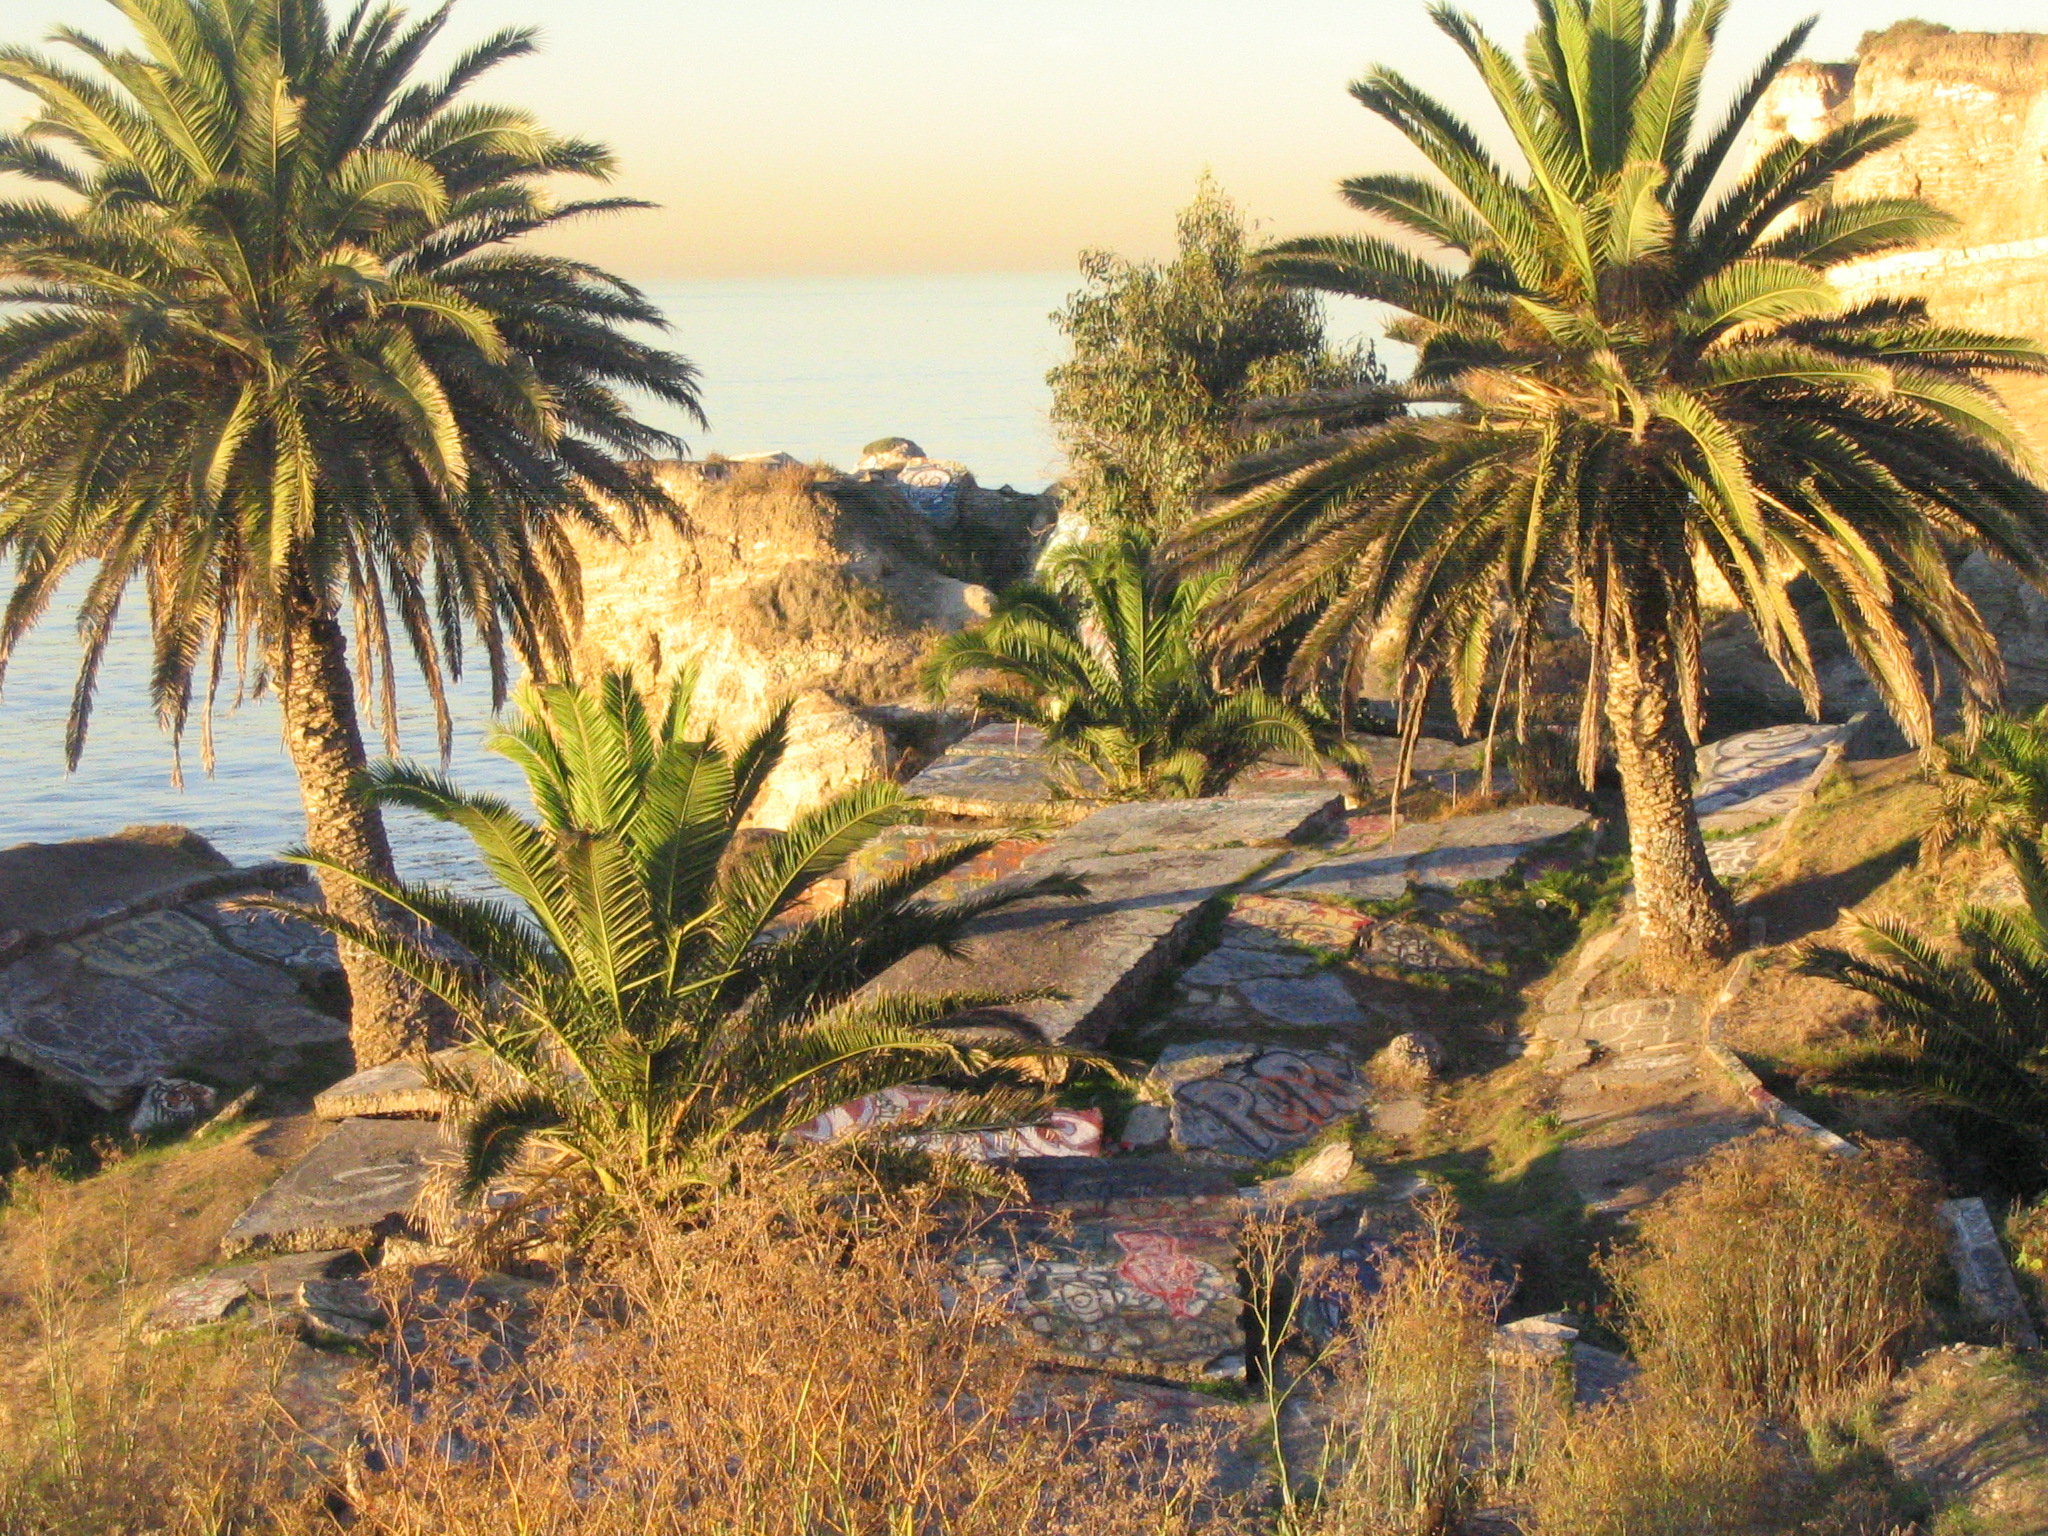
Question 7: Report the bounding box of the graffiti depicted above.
[787,1084,1102,1160]
[958,1217,1240,1369]
[1173,1047,1367,1159]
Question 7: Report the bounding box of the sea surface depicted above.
[0,273,1386,890]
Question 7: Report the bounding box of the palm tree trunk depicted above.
[1605,637,1737,973]
[273,597,441,1068]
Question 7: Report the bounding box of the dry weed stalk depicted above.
[1601,1133,1942,1426]
[1523,1393,1787,1536]
[1271,1192,1505,1536]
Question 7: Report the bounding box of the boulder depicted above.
[1370,1031,1445,1091]
[569,458,1043,827]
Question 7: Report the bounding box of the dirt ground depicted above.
[0,1113,324,1395]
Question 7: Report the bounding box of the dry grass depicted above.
[4,1148,1246,1535]
[1602,1133,1943,1426]
[1524,1394,1790,1536]
[348,1162,1242,1535]
[1276,1195,1507,1536]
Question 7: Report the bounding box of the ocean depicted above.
[0,273,1386,889]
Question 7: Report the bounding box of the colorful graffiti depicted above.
[787,1084,1102,1160]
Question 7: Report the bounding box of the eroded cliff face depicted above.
[569,458,1047,825]
[1749,25,2048,447]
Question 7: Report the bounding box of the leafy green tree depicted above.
[1167,0,2048,970]
[263,671,1084,1226]
[1048,179,1383,537]
[1801,831,2048,1165]
[924,534,1325,800]
[1926,707,2048,861]
[0,0,701,1064]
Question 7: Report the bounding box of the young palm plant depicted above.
[254,671,1089,1226]
[1925,707,2048,861]
[1166,0,2048,969]
[924,534,1325,800]
[1800,831,2048,1164]
[0,0,702,1063]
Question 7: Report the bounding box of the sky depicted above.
[2,0,2046,281]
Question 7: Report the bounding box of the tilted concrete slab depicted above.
[221,1117,446,1258]
[312,1048,494,1121]
[0,903,348,1107]
[858,844,1276,1046]
[1279,804,1591,906]
[1049,792,1345,863]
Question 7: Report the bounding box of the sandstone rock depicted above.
[221,1117,445,1258]
[1370,1032,1444,1092]
[143,1274,252,1338]
[743,692,896,830]
[0,824,229,941]
[569,459,1043,826]
[1250,1141,1357,1210]
[858,843,1276,1047]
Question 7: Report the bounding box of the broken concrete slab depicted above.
[900,722,1104,818]
[1226,893,1372,954]
[1278,805,1591,905]
[1049,793,1345,863]
[785,1083,1102,1159]
[1940,1197,2041,1350]
[957,1211,1244,1379]
[1409,805,1594,889]
[0,909,349,1107]
[221,1118,446,1258]
[1179,946,1317,987]
[859,844,1276,1047]
[311,1047,497,1121]
[1694,722,1848,823]
[0,825,230,942]
[1237,973,1368,1028]
[189,900,340,980]
[1160,1044,1369,1161]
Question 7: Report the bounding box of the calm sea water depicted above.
[0,273,1388,887]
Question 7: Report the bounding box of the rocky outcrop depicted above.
[570,457,1050,825]
[1747,26,2048,451]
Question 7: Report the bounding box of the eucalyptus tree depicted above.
[0,0,701,1062]
[1168,0,2048,969]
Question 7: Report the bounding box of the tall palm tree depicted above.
[1800,830,2048,1166]
[1166,0,2048,969]
[924,533,1325,800]
[0,0,701,1063]
[259,671,1086,1228]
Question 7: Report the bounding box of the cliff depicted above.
[569,458,1050,825]
[1747,24,2048,449]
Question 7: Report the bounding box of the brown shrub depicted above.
[1601,1133,1942,1424]
[1290,1194,1508,1536]
[342,1163,1242,1534]
[1524,1394,1789,1536]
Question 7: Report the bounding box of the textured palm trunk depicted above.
[1605,638,1737,973]
[273,600,440,1067]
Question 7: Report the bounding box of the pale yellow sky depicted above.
[7,1,2047,280]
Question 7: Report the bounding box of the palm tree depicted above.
[1925,706,2048,862]
[258,671,1088,1227]
[924,533,1327,800]
[0,0,702,1065]
[1800,831,2048,1164]
[1166,0,2048,970]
